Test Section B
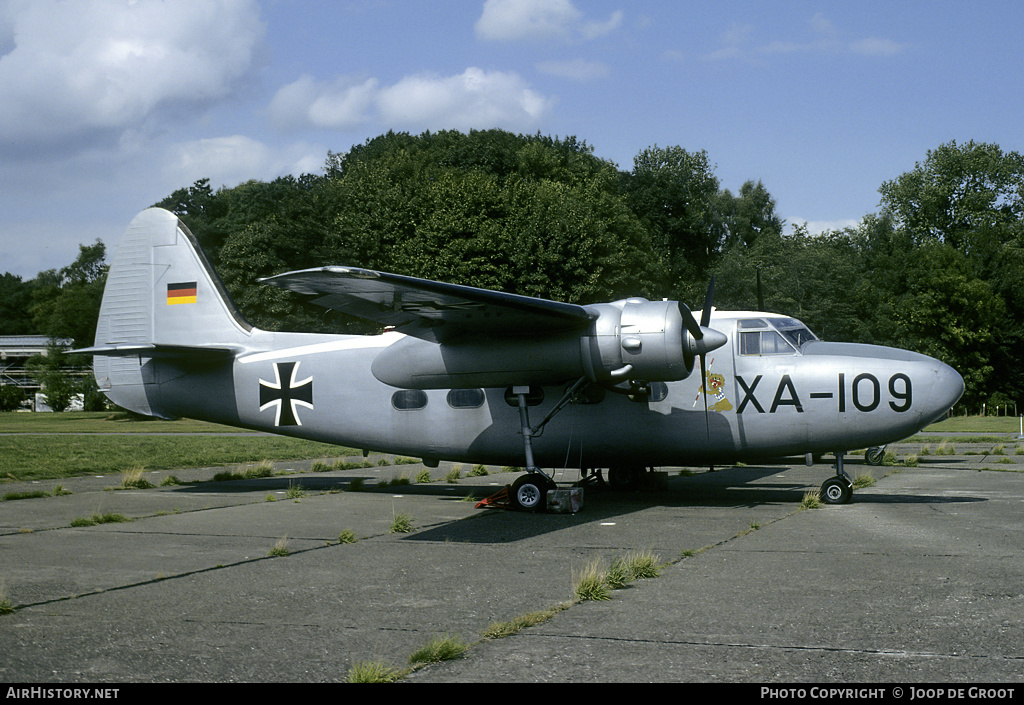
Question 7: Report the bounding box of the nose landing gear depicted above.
[819,451,853,504]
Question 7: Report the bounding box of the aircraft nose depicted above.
[925,359,965,423]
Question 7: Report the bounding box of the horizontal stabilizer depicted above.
[71,343,241,360]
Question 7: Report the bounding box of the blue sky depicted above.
[2,0,1021,280]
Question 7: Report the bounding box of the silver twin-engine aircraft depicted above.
[74,208,965,510]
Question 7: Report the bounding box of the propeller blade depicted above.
[695,276,717,439]
[700,276,715,328]
[679,276,725,439]
[680,276,717,340]
[679,301,703,341]
[700,352,710,438]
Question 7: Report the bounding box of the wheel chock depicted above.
[475,485,512,509]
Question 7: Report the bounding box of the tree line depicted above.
[3,130,1021,412]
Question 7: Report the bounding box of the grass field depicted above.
[1,411,357,482]
[0,411,254,434]
[925,415,1024,434]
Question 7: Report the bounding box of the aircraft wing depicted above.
[259,266,596,343]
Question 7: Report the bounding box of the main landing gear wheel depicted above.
[606,465,641,491]
[511,474,554,512]
[820,476,852,505]
[865,446,885,466]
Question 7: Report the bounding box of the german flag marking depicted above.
[167,281,197,305]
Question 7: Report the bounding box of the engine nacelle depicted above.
[579,298,694,383]
[371,297,713,389]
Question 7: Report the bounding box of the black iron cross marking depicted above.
[259,361,313,426]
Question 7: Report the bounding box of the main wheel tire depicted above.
[865,447,885,466]
[820,476,852,505]
[607,465,641,491]
[511,474,551,512]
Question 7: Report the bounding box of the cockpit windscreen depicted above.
[770,317,818,348]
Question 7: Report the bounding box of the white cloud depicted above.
[704,14,905,62]
[269,75,379,130]
[850,37,907,57]
[809,12,837,38]
[703,23,756,61]
[164,136,325,189]
[0,0,265,148]
[580,10,624,40]
[270,67,552,133]
[536,58,610,81]
[378,68,550,131]
[475,0,621,42]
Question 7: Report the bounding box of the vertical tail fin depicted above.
[84,208,253,416]
[94,207,252,349]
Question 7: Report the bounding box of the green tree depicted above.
[877,140,1024,409]
[0,384,26,412]
[878,140,1024,261]
[154,175,329,267]
[716,180,784,251]
[712,223,863,342]
[26,345,77,412]
[0,273,35,335]
[886,242,1001,407]
[622,145,722,298]
[30,241,108,347]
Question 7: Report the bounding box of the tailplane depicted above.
[78,208,254,416]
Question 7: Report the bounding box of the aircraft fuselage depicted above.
[139,314,963,470]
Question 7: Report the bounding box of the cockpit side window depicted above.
[740,329,793,355]
[738,319,794,356]
[739,329,762,355]
[737,317,819,356]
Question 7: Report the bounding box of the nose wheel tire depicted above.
[820,476,852,504]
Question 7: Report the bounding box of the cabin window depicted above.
[447,388,485,409]
[392,389,428,410]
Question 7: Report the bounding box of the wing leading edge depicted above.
[259,266,596,343]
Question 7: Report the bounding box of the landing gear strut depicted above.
[819,451,853,504]
[510,382,587,511]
